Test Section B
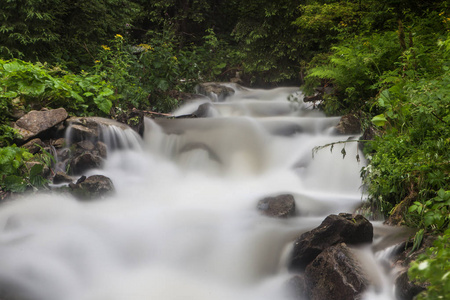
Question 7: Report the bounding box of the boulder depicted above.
[13,108,68,143]
[334,114,361,135]
[53,171,73,184]
[69,175,115,200]
[289,213,373,271]
[305,243,369,300]
[257,194,296,218]
[70,153,103,175]
[196,83,235,102]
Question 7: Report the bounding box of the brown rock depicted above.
[334,114,361,135]
[21,138,45,154]
[53,172,73,184]
[257,194,296,218]
[70,175,115,200]
[13,108,68,142]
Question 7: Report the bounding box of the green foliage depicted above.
[305,31,401,115]
[409,190,450,231]
[0,146,49,192]
[0,58,115,116]
[409,228,450,300]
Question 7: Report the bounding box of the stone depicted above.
[51,138,66,149]
[53,171,73,184]
[196,83,235,102]
[13,108,68,142]
[70,153,103,175]
[193,102,213,118]
[257,194,296,218]
[21,138,45,154]
[334,114,361,135]
[394,270,426,300]
[289,213,373,271]
[77,140,95,151]
[70,175,115,200]
[305,243,369,300]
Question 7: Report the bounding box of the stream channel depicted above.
[0,85,405,300]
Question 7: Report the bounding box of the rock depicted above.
[257,194,296,218]
[77,140,96,151]
[69,175,115,200]
[21,138,45,154]
[196,83,235,102]
[53,171,73,184]
[24,161,50,178]
[192,102,213,118]
[51,138,66,149]
[70,153,103,175]
[305,243,369,300]
[289,213,373,271]
[13,108,68,143]
[394,270,426,300]
[96,141,108,158]
[334,114,361,135]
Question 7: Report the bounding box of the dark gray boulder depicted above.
[334,114,361,135]
[289,213,373,271]
[53,171,74,184]
[257,194,296,218]
[305,243,370,300]
[70,153,103,175]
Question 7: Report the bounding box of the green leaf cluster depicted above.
[0,146,48,192]
[409,228,450,299]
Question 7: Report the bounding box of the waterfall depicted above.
[0,85,401,300]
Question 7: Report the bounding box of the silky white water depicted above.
[0,85,400,300]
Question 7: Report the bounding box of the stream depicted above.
[0,85,403,300]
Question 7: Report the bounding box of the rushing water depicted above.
[0,85,403,300]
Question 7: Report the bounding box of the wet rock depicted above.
[13,108,68,143]
[53,171,73,184]
[196,83,235,102]
[65,116,130,144]
[21,138,46,154]
[257,194,296,218]
[77,140,96,151]
[69,175,115,200]
[193,102,213,118]
[68,124,97,143]
[51,138,66,149]
[334,114,361,135]
[305,243,369,300]
[70,153,103,175]
[394,270,426,300]
[289,213,373,271]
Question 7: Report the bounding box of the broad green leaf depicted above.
[372,114,387,127]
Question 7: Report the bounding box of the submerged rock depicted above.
[289,213,373,271]
[196,83,235,102]
[69,175,115,200]
[257,194,296,218]
[305,243,369,300]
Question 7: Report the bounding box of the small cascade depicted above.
[0,84,405,300]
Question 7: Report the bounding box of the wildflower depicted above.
[95,60,100,63]
[115,34,123,39]
[101,45,111,51]
[172,56,178,61]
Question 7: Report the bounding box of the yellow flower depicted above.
[115,34,123,39]
[101,45,111,51]
[172,56,178,61]
[95,60,100,63]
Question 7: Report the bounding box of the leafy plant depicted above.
[0,146,49,192]
[409,228,450,299]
